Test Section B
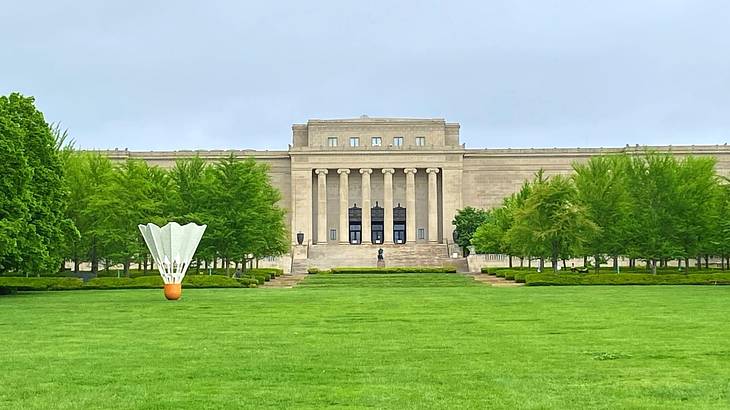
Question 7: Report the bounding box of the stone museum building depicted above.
[105,116,730,271]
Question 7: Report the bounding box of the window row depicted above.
[327,136,426,147]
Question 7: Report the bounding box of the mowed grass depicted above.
[1,274,730,409]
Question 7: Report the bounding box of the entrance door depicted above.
[393,204,407,244]
[349,224,361,244]
[371,202,385,244]
[394,223,406,244]
[372,223,384,244]
[349,204,362,245]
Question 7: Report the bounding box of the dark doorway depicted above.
[394,203,406,244]
[349,204,362,244]
[371,202,384,244]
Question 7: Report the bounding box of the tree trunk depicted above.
[696,256,701,270]
[90,236,98,274]
[651,259,657,275]
[551,240,559,272]
[594,254,600,274]
[613,256,619,273]
[519,257,524,268]
[528,258,532,269]
[539,257,545,272]
[584,256,588,267]
[508,255,513,268]
[256,259,260,269]
[213,258,217,270]
[123,260,130,277]
[73,257,80,274]
[704,254,709,269]
[143,255,148,274]
[196,258,200,274]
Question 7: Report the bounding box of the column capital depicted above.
[337,168,350,175]
[315,168,328,175]
[404,168,418,175]
[426,167,440,174]
[359,168,373,175]
[381,168,395,175]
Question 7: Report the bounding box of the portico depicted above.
[288,116,464,247]
[313,167,442,245]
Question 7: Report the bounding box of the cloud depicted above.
[1,0,728,150]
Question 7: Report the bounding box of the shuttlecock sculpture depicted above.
[138,222,207,300]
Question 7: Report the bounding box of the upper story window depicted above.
[393,136,403,147]
[371,137,382,147]
[327,137,338,147]
[350,137,360,147]
[416,136,426,146]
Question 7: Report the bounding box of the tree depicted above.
[0,93,71,274]
[98,159,163,275]
[625,153,682,273]
[508,172,597,272]
[452,207,489,255]
[207,156,288,274]
[573,155,631,272]
[673,156,717,269]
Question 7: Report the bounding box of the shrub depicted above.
[183,275,242,288]
[85,276,162,289]
[248,268,283,277]
[0,277,84,291]
[329,267,457,274]
[525,273,730,286]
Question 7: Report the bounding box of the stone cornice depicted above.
[463,145,730,158]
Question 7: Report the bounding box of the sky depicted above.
[1,0,729,150]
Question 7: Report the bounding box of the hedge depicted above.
[328,267,457,274]
[524,273,730,286]
[0,275,257,292]
[0,277,84,291]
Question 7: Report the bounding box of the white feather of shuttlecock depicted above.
[138,222,207,284]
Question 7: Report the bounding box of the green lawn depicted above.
[1,274,729,409]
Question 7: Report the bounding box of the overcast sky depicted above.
[2,1,729,150]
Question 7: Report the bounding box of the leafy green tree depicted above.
[509,172,597,272]
[673,156,718,269]
[169,157,216,268]
[452,207,489,255]
[625,153,682,273]
[573,155,631,272]
[0,93,71,274]
[207,156,288,274]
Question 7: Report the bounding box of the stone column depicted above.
[315,169,328,244]
[337,169,350,244]
[426,168,440,243]
[360,168,373,244]
[382,168,395,243]
[404,168,417,243]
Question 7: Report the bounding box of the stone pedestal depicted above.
[377,260,385,268]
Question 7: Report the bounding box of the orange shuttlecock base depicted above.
[164,283,182,300]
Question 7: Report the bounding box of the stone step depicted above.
[461,272,524,287]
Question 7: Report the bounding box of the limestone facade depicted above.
[102,117,730,248]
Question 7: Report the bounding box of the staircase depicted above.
[294,243,468,273]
